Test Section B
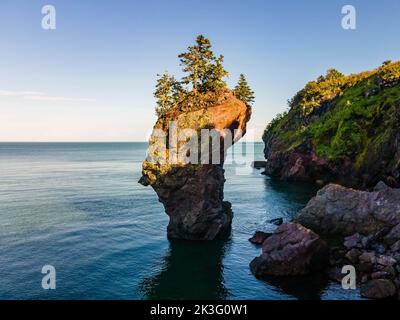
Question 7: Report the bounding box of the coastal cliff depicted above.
[139,89,251,240]
[250,61,400,299]
[262,61,400,189]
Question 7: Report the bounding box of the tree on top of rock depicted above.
[201,54,229,92]
[234,74,255,107]
[154,35,253,116]
[178,35,228,94]
[154,72,184,117]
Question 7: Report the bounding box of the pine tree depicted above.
[178,35,228,94]
[154,72,181,117]
[201,54,229,92]
[234,74,255,106]
[171,80,185,104]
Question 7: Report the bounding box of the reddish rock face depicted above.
[250,223,329,276]
[248,231,272,245]
[296,182,400,236]
[263,138,334,182]
[139,90,251,240]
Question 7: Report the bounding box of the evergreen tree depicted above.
[171,80,185,104]
[154,72,180,117]
[178,35,228,94]
[234,74,255,106]
[201,54,229,92]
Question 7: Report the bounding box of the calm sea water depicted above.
[0,142,360,300]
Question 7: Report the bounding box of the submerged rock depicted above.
[248,231,272,245]
[249,223,328,276]
[268,217,283,226]
[296,183,400,236]
[139,89,251,240]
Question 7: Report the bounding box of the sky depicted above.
[0,0,399,142]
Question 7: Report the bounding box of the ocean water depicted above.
[0,142,361,300]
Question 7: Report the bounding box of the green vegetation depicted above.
[154,73,184,117]
[263,61,400,167]
[234,74,255,107]
[178,35,228,94]
[147,35,256,179]
[154,35,254,117]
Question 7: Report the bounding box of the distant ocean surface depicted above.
[0,142,361,300]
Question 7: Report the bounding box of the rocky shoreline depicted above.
[249,181,400,299]
[254,62,400,299]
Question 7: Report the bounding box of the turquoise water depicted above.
[0,142,360,300]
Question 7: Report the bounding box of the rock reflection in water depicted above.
[140,239,230,300]
[259,273,330,300]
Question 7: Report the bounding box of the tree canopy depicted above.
[178,35,228,94]
[154,72,181,117]
[154,35,254,116]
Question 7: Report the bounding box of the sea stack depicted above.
[139,89,251,240]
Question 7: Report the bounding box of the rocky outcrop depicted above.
[296,182,400,236]
[248,231,272,245]
[249,182,400,299]
[327,224,400,299]
[250,223,329,277]
[262,61,400,189]
[263,141,336,183]
[361,279,397,299]
[292,182,400,299]
[139,89,251,240]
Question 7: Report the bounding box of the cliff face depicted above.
[139,89,251,240]
[263,61,400,189]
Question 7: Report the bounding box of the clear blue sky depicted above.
[1,0,399,141]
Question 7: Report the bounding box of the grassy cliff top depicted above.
[263,61,400,166]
